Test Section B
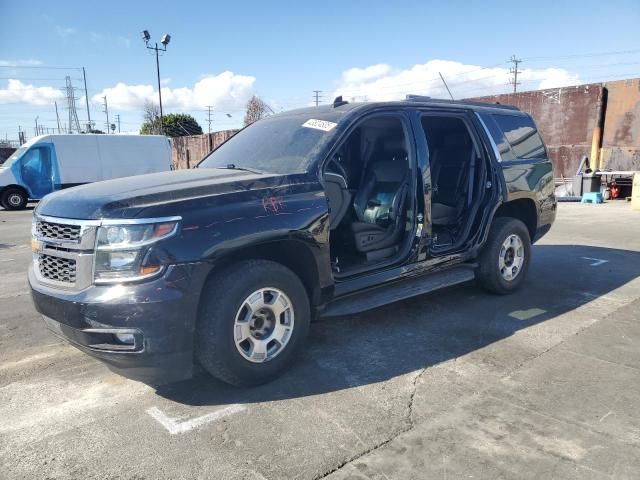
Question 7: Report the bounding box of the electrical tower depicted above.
[206,105,214,133]
[64,76,82,133]
[312,90,323,106]
[509,55,522,93]
[115,114,121,133]
[102,96,110,134]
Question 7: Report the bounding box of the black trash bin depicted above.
[572,174,602,196]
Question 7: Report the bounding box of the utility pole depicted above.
[509,55,522,93]
[115,114,121,133]
[82,67,92,131]
[102,96,110,134]
[206,105,213,133]
[54,102,61,133]
[34,116,39,137]
[312,90,323,107]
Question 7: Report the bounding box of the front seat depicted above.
[351,139,409,255]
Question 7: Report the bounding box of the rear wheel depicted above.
[1,188,28,210]
[475,217,531,294]
[196,260,310,386]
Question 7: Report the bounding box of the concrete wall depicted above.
[171,130,238,170]
[468,78,640,178]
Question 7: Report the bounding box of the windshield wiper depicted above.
[215,164,265,175]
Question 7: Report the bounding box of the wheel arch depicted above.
[1,184,29,198]
[493,198,537,241]
[200,238,323,309]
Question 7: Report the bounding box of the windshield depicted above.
[199,113,340,174]
[0,145,27,168]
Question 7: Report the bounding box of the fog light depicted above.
[114,333,135,345]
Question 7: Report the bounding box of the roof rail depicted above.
[405,94,432,101]
[404,95,520,111]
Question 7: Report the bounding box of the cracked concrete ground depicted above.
[1,202,639,479]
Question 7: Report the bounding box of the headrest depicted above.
[383,136,406,152]
[372,155,408,183]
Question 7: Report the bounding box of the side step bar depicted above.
[320,264,476,318]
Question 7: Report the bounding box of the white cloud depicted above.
[0,59,43,67]
[332,59,580,101]
[0,79,64,105]
[92,71,256,112]
[56,26,76,37]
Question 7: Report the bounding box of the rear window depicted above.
[493,114,546,160]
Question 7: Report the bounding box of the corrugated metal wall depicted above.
[171,130,239,170]
[600,79,640,171]
[468,78,640,178]
[468,85,602,178]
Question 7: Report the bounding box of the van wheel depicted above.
[1,188,28,210]
[195,260,310,387]
[476,217,531,294]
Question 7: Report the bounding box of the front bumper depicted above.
[28,263,208,385]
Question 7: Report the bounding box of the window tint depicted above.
[493,114,546,159]
[478,113,515,161]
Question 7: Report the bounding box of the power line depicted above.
[524,48,640,61]
[508,55,522,93]
[0,65,82,70]
[312,90,323,106]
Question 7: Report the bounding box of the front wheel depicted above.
[475,217,531,294]
[195,260,310,386]
[1,188,28,210]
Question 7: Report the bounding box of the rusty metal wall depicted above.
[600,78,640,171]
[468,85,603,178]
[171,130,239,170]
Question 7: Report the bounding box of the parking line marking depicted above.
[146,404,246,434]
[581,257,608,267]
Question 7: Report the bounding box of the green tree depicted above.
[140,113,203,137]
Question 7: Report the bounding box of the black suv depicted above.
[29,98,556,386]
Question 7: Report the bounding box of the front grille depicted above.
[36,221,81,242]
[38,254,77,283]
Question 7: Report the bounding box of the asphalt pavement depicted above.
[1,202,639,479]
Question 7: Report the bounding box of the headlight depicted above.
[94,219,180,283]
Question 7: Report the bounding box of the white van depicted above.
[0,134,172,210]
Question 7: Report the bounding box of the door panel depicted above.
[20,146,53,198]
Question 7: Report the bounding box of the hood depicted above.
[36,168,297,219]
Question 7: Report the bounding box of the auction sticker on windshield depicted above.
[302,119,337,132]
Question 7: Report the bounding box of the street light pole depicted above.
[154,44,163,133]
[141,30,171,135]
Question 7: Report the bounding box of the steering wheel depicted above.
[327,156,349,182]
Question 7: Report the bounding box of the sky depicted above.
[1,0,639,140]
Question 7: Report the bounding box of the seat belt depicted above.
[467,149,476,206]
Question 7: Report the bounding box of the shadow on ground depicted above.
[156,244,640,406]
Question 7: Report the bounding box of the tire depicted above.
[195,259,311,387]
[475,217,531,295]
[1,188,28,210]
